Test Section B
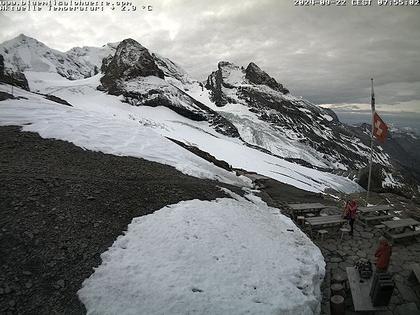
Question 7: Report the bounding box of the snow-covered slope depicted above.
[78,192,325,315]
[205,61,391,172]
[0,34,117,80]
[0,34,413,196]
[0,78,362,194]
[0,82,249,188]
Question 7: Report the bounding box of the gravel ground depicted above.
[0,126,237,314]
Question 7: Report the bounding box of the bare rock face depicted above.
[206,61,290,107]
[0,54,29,91]
[2,71,30,91]
[99,39,240,138]
[245,62,289,94]
[0,54,4,77]
[100,39,164,94]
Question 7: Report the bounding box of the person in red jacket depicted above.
[375,237,392,272]
[343,199,357,236]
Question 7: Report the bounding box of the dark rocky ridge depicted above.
[0,54,29,91]
[0,54,3,75]
[0,126,240,314]
[99,39,240,138]
[205,61,236,107]
[245,62,289,94]
[44,94,72,107]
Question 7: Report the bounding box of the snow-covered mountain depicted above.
[98,38,240,137]
[0,34,117,80]
[203,60,420,196]
[0,34,417,197]
[205,61,379,170]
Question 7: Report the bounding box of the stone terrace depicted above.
[304,206,420,315]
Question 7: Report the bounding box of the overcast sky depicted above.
[1,0,419,112]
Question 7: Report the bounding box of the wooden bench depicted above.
[386,229,420,240]
[382,218,420,243]
[360,214,394,224]
[358,205,393,225]
[305,215,346,237]
[288,203,327,220]
[359,205,392,213]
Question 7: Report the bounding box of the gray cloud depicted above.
[1,0,419,109]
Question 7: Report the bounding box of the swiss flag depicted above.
[373,112,388,143]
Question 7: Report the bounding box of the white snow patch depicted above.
[78,194,325,315]
[321,114,333,122]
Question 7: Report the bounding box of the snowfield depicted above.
[78,192,325,315]
[0,84,249,189]
[0,73,363,194]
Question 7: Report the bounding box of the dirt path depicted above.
[0,126,237,314]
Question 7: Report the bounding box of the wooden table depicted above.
[358,205,393,224]
[382,218,420,242]
[382,218,419,229]
[359,205,392,214]
[346,267,387,312]
[305,215,346,237]
[288,203,327,219]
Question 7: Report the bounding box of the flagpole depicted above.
[366,78,375,205]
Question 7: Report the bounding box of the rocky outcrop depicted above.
[44,94,72,107]
[0,54,29,91]
[205,61,232,107]
[0,54,4,77]
[206,61,290,107]
[245,62,289,94]
[1,71,29,91]
[100,39,164,94]
[167,137,232,171]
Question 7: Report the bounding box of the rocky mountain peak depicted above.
[116,38,146,57]
[100,38,164,94]
[245,62,289,94]
[8,34,48,51]
[15,33,37,43]
[217,61,236,69]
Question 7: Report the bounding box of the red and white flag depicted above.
[373,112,388,143]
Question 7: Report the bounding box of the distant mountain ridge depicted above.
[0,34,418,197]
[0,34,117,80]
